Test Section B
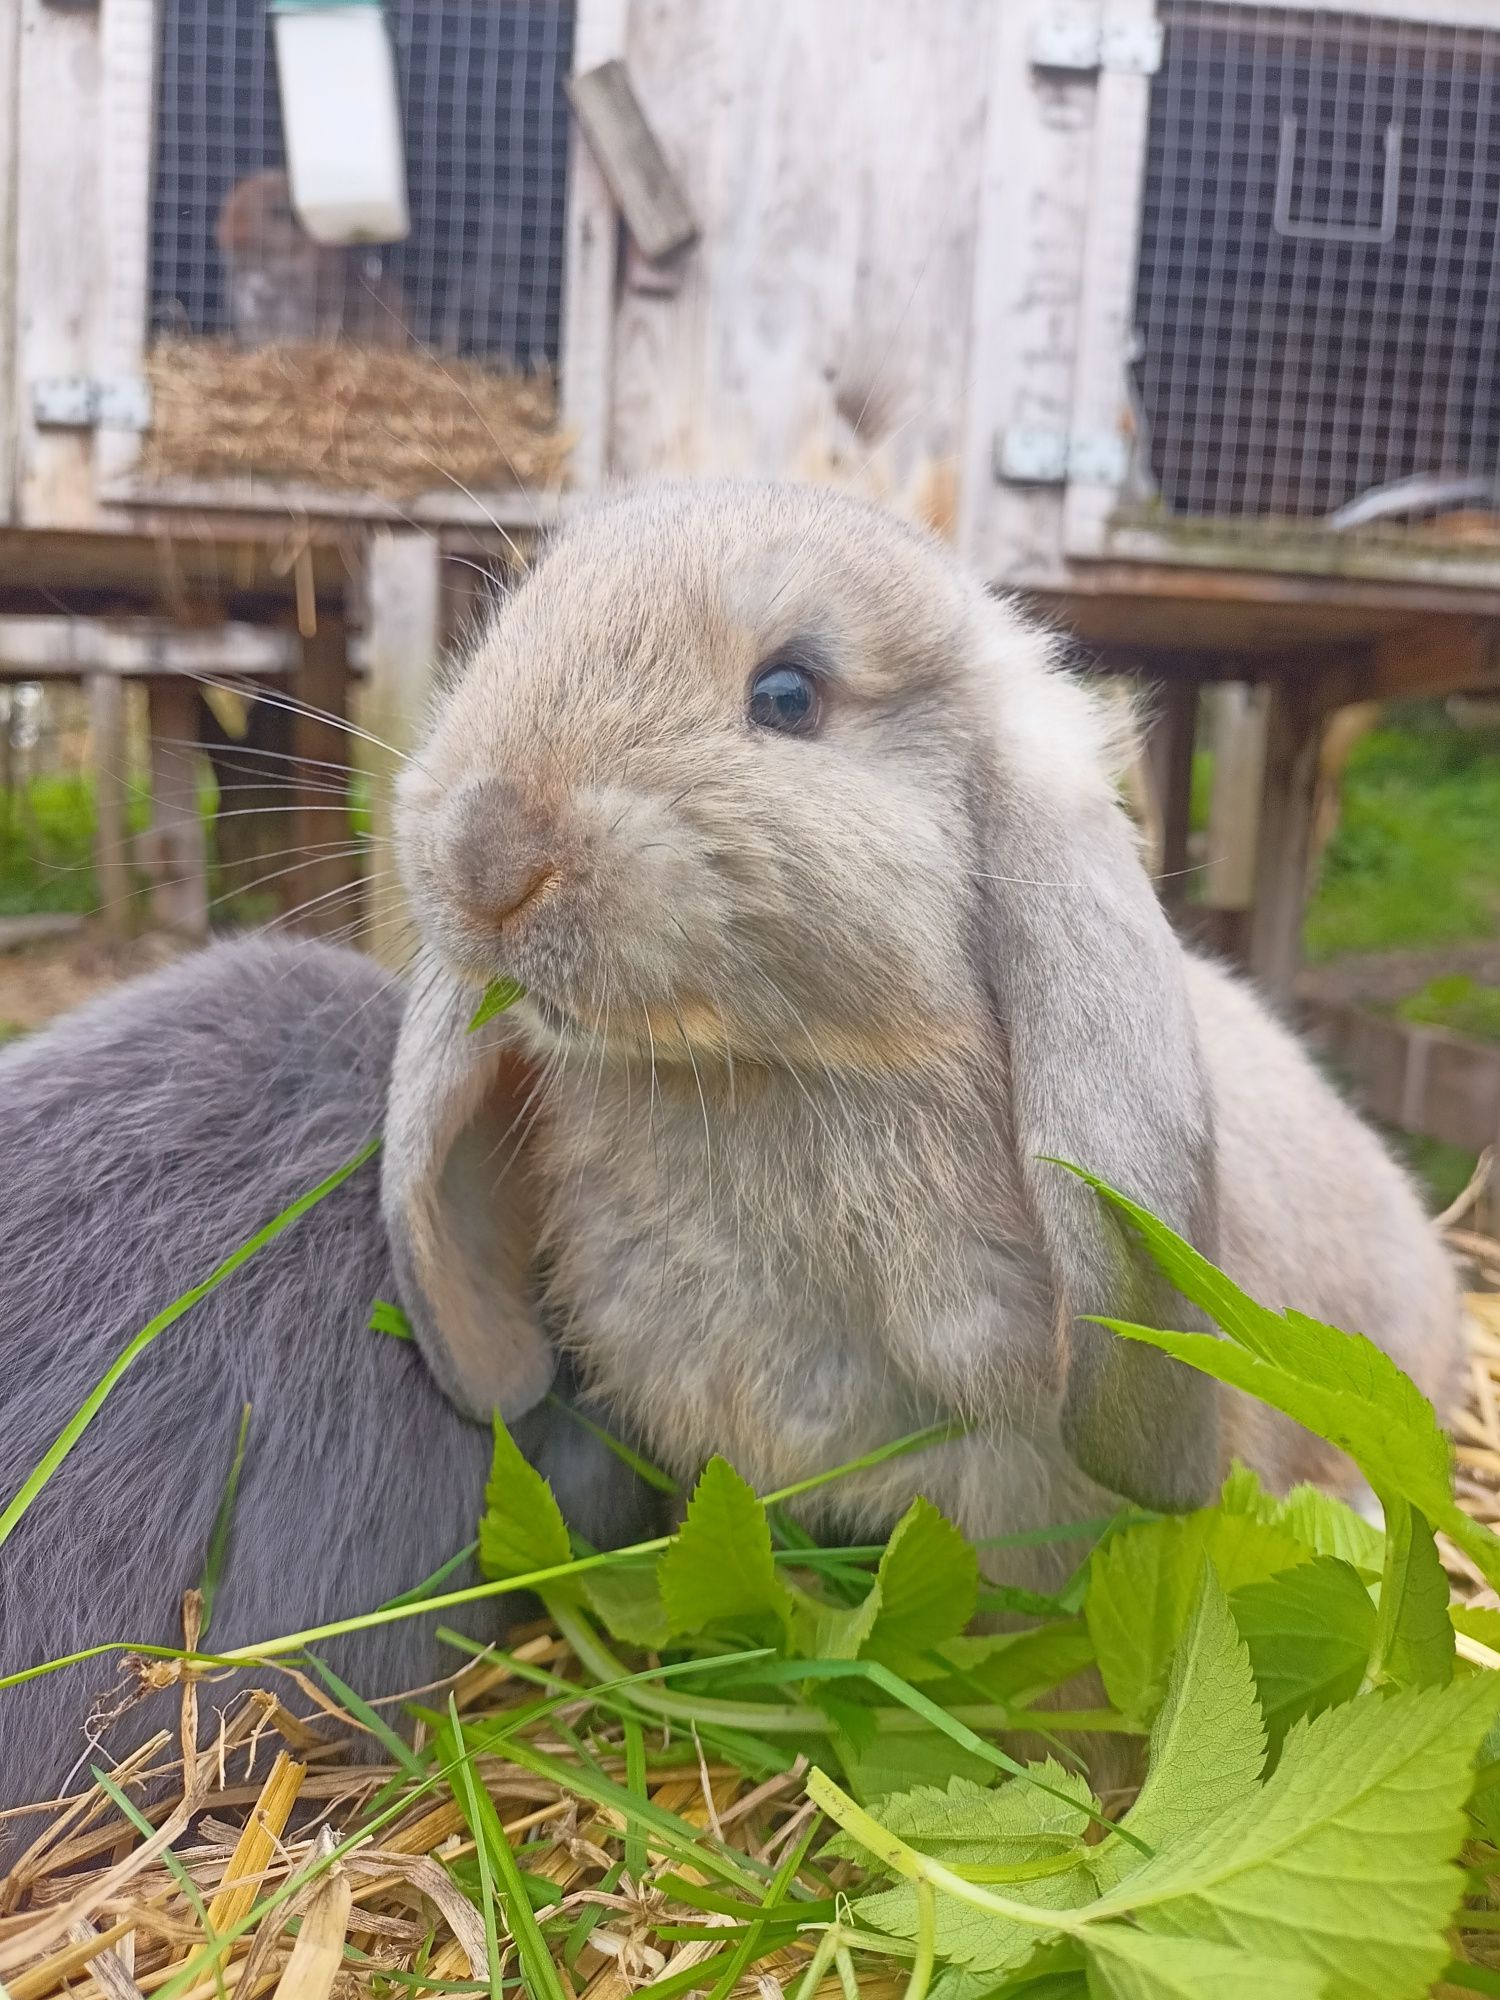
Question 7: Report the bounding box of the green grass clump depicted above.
[1306,712,1500,961]
[1396,973,1500,1045]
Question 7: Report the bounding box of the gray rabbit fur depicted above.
[0,935,656,1822]
[385,478,1463,1587]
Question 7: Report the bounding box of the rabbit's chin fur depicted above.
[391,477,1463,1590]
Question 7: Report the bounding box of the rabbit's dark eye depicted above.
[748,661,820,736]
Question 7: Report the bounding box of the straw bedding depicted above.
[142,341,571,499]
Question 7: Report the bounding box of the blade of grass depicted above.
[379,1542,480,1612]
[448,1697,568,2000]
[0,1136,379,1550]
[198,1402,251,1638]
[447,1699,507,2000]
[306,1655,427,1780]
[623,1716,649,1880]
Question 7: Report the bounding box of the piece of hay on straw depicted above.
[143,339,570,499]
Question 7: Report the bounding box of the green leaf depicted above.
[467,976,526,1032]
[856,1766,1101,1978]
[1068,1169,1462,1539]
[1230,1558,1375,1754]
[581,1560,673,1649]
[368,1297,414,1340]
[1093,1568,1263,1892]
[1368,1496,1453,1691]
[1083,1929,1323,2000]
[658,1456,792,1635]
[862,1498,979,1672]
[1086,1511,1306,1721]
[837,1725,1001,1805]
[1096,1675,1500,2000]
[198,1401,252,1639]
[830,1764,1094,1871]
[791,1577,885,1661]
[928,1625,1097,1708]
[1220,1461,1384,1579]
[476,1413,573,1585]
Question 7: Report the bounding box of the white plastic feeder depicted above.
[271,0,411,245]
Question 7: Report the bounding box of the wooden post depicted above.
[360,529,444,966]
[87,670,132,943]
[1144,677,1198,922]
[288,613,361,937]
[1245,675,1334,1004]
[144,676,209,938]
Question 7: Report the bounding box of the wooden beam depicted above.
[87,670,132,942]
[0,617,297,678]
[287,616,360,938]
[565,59,698,263]
[1245,677,1336,1004]
[1144,678,1198,920]
[360,529,443,965]
[1203,682,1268,915]
[143,676,208,939]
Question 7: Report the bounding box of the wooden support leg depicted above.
[144,676,209,939]
[1144,677,1198,922]
[1246,677,1334,1004]
[288,616,361,937]
[360,529,444,966]
[87,671,132,944]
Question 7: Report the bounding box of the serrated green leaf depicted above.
[368,1297,414,1340]
[1230,1557,1375,1754]
[1086,1510,1306,1721]
[1070,1172,1475,1579]
[861,1497,979,1672]
[657,1456,792,1634]
[1097,1675,1500,2000]
[467,976,526,1032]
[927,1624,1097,1708]
[581,1560,672,1648]
[1083,1928,1323,2000]
[1219,1461,1384,1579]
[857,1764,1101,1979]
[476,1413,573,1585]
[837,1724,1001,1805]
[791,1575,885,1661]
[830,1764,1094,1871]
[1369,1496,1453,1691]
[1093,1569,1263,1894]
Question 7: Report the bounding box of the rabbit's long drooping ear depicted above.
[382,949,555,1422]
[975,645,1221,1511]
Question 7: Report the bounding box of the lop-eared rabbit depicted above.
[386,479,1461,1556]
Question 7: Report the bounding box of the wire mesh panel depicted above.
[1133,4,1500,520]
[149,0,575,368]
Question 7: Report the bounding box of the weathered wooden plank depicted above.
[611,0,990,527]
[287,617,361,937]
[1144,677,1197,918]
[560,0,628,491]
[93,0,155,491]
[1302,999,1500,1160]
[0,618,297,678]
[143,675,209,938]
[14,0,103,529]
[359,528,443,965]
[566,58,698,263]
[0,0,23,524]
[1245,676,1334,1003]
[87,670,132,941]
[1203,682,1268,914]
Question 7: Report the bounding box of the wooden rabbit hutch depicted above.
[3,0,1500,1153]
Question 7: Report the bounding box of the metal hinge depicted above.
[995,424,1131,486]
[32,376,152,430]
[1031,17,1163,75]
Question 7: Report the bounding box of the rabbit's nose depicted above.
[447,777,562,931]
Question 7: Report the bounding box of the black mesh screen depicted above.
[149,0,575,367]
[1134,4,1500,518]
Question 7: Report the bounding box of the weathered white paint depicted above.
[360,527,443,965]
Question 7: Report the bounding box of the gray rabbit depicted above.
[0,935,656,1819]
[385,478,1463,1578]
